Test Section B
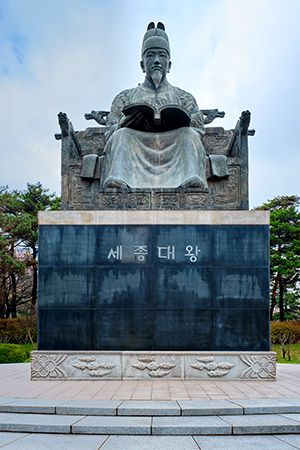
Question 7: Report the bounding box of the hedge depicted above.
[0,344,28,363]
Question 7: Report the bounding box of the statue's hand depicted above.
[119,111,144,128]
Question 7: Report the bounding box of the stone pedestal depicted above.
[33,210,274,380]
[31,350,276,380]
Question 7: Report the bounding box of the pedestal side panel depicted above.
[38,211,270,352]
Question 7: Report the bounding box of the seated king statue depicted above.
[100,22,227,190]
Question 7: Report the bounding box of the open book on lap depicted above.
[122,103,191,132]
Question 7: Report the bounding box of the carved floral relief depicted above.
[131,355,177,378]
[72,356,116,377]
[190,356,235,378]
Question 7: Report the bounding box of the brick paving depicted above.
[0,363,299,401]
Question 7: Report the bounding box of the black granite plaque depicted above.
[38,224,270,351]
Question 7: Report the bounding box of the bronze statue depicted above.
[57,22,254,210]
[97,22,228,190]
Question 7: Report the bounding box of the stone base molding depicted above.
[31,351,276,381]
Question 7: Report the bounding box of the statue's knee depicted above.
[115,127,131,138]
[181,127,199,139]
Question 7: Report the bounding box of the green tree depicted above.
[256,195,300,321]
[0,187,28,318]
[17,183,60,312]
[0,232,27,318]
[0,183,60,317]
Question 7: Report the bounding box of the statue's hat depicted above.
[141,22,170,57]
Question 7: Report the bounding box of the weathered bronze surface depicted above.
[56,22,254,210]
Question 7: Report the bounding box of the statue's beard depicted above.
[151,69,163,89]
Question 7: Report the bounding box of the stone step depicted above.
[0,412,300,435]
[2,434,300,449]
[0,398,300,417]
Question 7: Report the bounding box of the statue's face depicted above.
[141,48,171,87]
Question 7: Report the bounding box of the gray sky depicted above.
[1,0,299,207]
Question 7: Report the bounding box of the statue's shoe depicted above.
[181,176,208,191]
[103,177,128,189]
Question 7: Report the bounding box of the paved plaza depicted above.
[0,363,299,401]
[0,363,299,448]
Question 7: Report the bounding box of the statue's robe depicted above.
[100,78,227,189]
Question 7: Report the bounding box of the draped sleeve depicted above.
[173,88,205,136]
[105,88,134,141]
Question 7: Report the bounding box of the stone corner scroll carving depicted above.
[31,353,68,379]
[239,354,276,379]
[190,356,235,377]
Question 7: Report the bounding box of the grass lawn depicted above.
[272,343,300,364]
